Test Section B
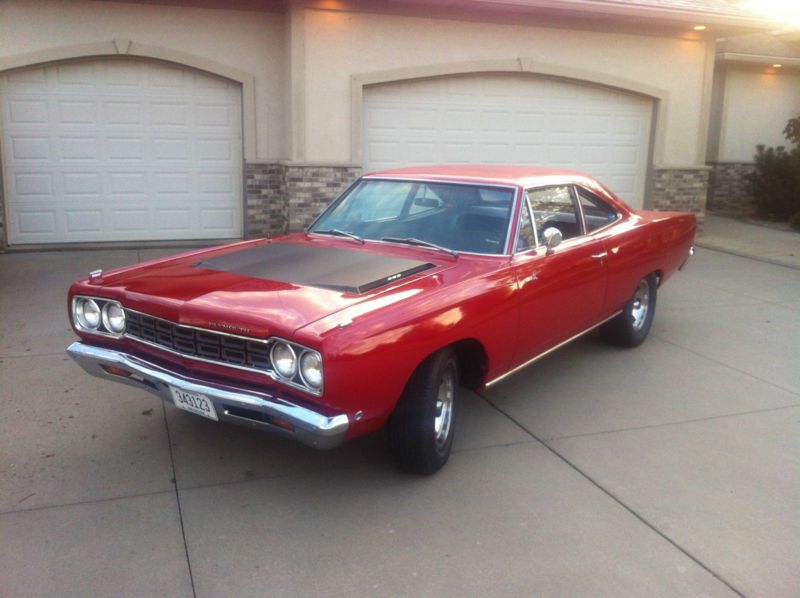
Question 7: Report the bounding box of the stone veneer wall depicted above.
[283,165,362,232]
[651,168,710,231]
[244,163,361,238]
[245,162,286,238]
[707,162,756,217]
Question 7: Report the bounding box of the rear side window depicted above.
[527,185,581,241]
[577,186,620,233]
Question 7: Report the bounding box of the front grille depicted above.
[125,310,271,371]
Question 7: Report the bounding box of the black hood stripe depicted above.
[194,242,435,295]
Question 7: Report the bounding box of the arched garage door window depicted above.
[363,73,653,208]
[0,57,243,245]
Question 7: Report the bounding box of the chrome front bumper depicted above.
[67,342,349,449]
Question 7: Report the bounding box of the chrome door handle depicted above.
[591,252,608,259]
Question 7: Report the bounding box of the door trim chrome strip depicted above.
[485,309,623,388]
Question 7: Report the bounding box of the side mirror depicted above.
[542,227,563,255]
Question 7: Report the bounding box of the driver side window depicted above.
[527,186,581,242]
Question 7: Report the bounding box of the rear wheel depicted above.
[388,349,459,475]
[600,274,657,348]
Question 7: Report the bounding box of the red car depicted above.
[67,166,695,474]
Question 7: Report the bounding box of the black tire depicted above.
[388,348,459,475]
[600,274,657,348]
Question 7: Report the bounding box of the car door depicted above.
[510,185,608,368]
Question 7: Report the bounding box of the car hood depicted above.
[87,238,448,338]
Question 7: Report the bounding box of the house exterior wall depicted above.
[715,66,800,162]
[707,162,756,216]
[0,1,722,243]
[707,65,800,215]
[300,8,711,169]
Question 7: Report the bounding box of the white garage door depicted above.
[363,74,653,207]
[0,58,242,244]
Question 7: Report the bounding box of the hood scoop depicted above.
[194,242,435,295]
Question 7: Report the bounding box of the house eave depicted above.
[717,52,800,69]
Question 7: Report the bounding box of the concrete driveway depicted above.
[1,246,798,597]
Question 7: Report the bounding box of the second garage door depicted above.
[363,74,653,207]
[1,58,243,245]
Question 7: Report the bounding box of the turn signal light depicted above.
[269,416,295,432]
[102,365,132,378]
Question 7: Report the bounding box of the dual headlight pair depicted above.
[72,296,125,337]
[270,341,323,391]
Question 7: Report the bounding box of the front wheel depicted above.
[600,274,657,348]
[388,349,459,475]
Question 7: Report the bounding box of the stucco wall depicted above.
[301,8,711,168]
[715,66,800,162]
[0,0,286,161]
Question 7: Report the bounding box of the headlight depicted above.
[72,296,125,337]
[270,341,297,379]
[102,302,126,334]
[299,350,323,389]
[75,298,101,330]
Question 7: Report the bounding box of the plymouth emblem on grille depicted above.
[209,322,251,334]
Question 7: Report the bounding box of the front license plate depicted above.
[169,386,218,421]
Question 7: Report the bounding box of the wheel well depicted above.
[451,338,489,390]
[653,269,663,287]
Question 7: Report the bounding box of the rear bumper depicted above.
[678,246,695,270]
[67,342,349,449]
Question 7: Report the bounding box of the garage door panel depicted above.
[444,109,477,132]
[62,172,101,196]
[16,210,57,236]
[479,110,513,133]
[55,63,97,88]
[196,103,233,127]
[200,208,236,231]
[1,58,242,244]
[65,209,104,234]
[59,99,98,125]
[9,136,51,160]
[14,172,53,196]
[157,209,193,232]
[8,99,48,124]
[198,139,233,162]
[364,74,652,206]
[406,142,437,163]
[60,137,100,161]
[152,138,191,161]
[198,173,234,194]
[104,100,143,125]
[105,62,142,87]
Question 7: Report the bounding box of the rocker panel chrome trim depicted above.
[485,310,623,388]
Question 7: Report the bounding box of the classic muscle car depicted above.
[67,166,695,473]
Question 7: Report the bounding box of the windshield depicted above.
[310,179,515,255]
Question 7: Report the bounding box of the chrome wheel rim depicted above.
[434,368,455,449]
[631,279,650,331]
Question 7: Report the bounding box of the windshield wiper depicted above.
[311,228,365,244]
[381,237,458,258]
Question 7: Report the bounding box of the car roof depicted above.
[363,164,594,188]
